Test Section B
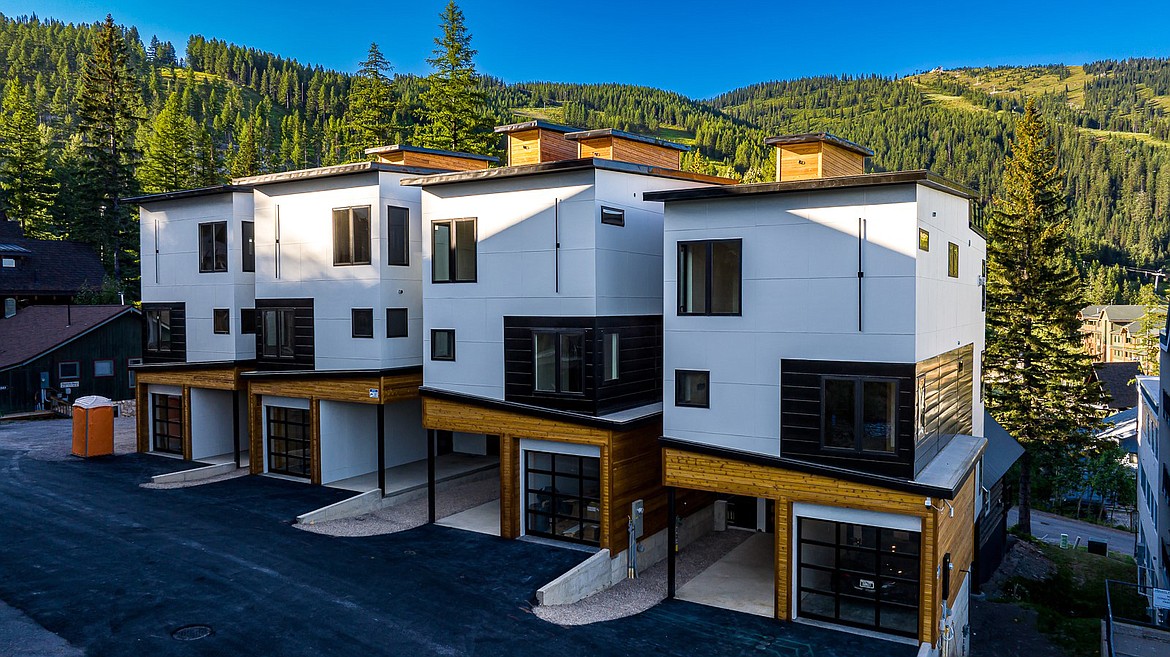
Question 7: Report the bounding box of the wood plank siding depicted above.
[375,150,491,171]
[775,142,865,181]
[664,445,975,645]
[820,143,866,177]
[506,129,579,166]
[575,136,680,170]
[134,364,251,454]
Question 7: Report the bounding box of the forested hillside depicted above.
[1,12,1168,301]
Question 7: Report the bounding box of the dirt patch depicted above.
[982,537,1056,597]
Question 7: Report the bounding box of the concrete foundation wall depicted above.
[190,388,235,460]
[383,399,427,468]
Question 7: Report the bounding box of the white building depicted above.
[1137,355,1169,590]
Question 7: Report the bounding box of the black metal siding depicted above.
[913,344,975,475]
[254,298,314,370]
[140,302,186,364]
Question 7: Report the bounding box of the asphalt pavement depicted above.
[1007,507,1136,556]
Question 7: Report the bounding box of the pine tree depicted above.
[138,92,198,192]
[984,99,1103,535]
[0,79,59,238]
[346,43,397,160]
[416,1,495,154]
[75,14,142,283]
[1135,283,1165,375]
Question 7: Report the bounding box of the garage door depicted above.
[524,451,601,546]
[267,406,310,478]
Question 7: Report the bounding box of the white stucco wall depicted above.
[383,399,427,468]
[189,388,235,460]
[139,191,255,362]
[319,401,377,484]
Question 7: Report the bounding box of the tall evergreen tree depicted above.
[346,43,397,160]
[0,79,59,237]
[75,14,141,283]
[984,99,1103,535]
[416,1,494,154]
[138,91,198,192]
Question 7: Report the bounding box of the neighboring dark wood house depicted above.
[974,412,1025,590]
[0,305,141,415]
[1092,361,1142,411]
[0,219,107,306]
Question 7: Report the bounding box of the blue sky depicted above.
[3,0,1168,98]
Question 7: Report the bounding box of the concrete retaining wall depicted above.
[296,489,383,525]
[149,462,238,484]
[537,503,716,606]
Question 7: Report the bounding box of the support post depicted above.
[667,486,677,600]
[427,428,436,523]
[377,404,386,498]
[232,390,241,468]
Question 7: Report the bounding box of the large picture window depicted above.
[533,331,584,395]
[333,206,372,266]
[432,218,476,283]
[387,206,409,266]
[822,377,897,453]
[199,221,228,272]
[145,309,172,353]
[797,517,920,637]
[259,308,296,358]
[678,239,741,315]
[267,406,310,478]
[152,394,183,454]
[525,452,601,546]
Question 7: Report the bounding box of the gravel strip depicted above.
[0,416,137,461]
[297,475,500,538]
[534,528,754,626]
[140,468,250,489]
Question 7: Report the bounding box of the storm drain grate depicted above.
[172,624,213,641]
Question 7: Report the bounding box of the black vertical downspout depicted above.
[857,217,865,332]
[427,429,436,523]
[377,404,386,498]
[667,487,677,600]
[554,198,560,293]
[232,391,241,468]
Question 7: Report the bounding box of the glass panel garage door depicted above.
[797,517,920,637]
[267,406,310,478]
[525,452,601,546]
[152,394,183,454]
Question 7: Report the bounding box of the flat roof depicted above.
[232,161,460,187]
[764,132,874,157]
[419,386,661,430]
[124,185,252,204]
[400,157,736,188]
[912,434,987,492]
[493,119,580,134]
[642,170,975,202]
[362,143,499,162]
[565,128,690,152]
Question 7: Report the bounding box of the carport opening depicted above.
[432,431,501,536]
[675,495,776,618]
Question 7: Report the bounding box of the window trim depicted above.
[431,218,477,283]
[351,308,374,339]
[819,376,899,455]
[58,361,80,380]
[431,329,456,361]
[198,221,228,273]
[93,358,115,378]
[332,205,373,266]
[531,330,586,396]
[601,206,625,227]
[675,369,710,408]
[677,238,742,317]
[387,205,410,267]
[386,308,408,338]
[212,308,230,335]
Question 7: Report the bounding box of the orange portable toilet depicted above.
[72,396,115,457]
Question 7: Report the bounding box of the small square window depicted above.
[601,207,625,227]
[918,228,929,251]
[240,308,256,335]
[213,308,230,334]
[352,308,374,338]
[948,242,959,278]
[1,257,15,268]
[387,308,408,338]
[675,370,709,408]
[58,361,80,380]
[431,329,455,361]
[94,359,114,377]
[128,357,142,388]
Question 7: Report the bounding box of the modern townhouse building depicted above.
[1136,325,1170,592]
[401,123,735,562]
[645,133,988,654]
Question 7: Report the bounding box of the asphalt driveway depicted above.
[0,422,915,657]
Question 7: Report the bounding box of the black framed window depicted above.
[333,206,372,266]
[240,308,256,335]
[152,394,183,454]
[145,309,172,353]
[388,206,409,266]
[432,218,476,283]
[94,359,114,377]
[918,228,929,251]
[267,406,310,478]
[823,377,897,453]
[58,361,80,380]
[259,308,296,358]
[352,308,374,338]
[533,331,584,395]
[675,369,710,408]
[678,239,741,315]
[242,221,255,272]
[947,242,958,278]
[797,517,920,637]
[387,308,408,338]
[525,452,601,546]
[128,357,142,388]
[601,206,625,226]
[431,329,455,361]
[602,332,619,382]
[213,308,230,334]
[199,221,228,272]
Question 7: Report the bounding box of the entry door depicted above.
[797,517,921,637]
[151,394,183,454]
[267,406,310,478]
